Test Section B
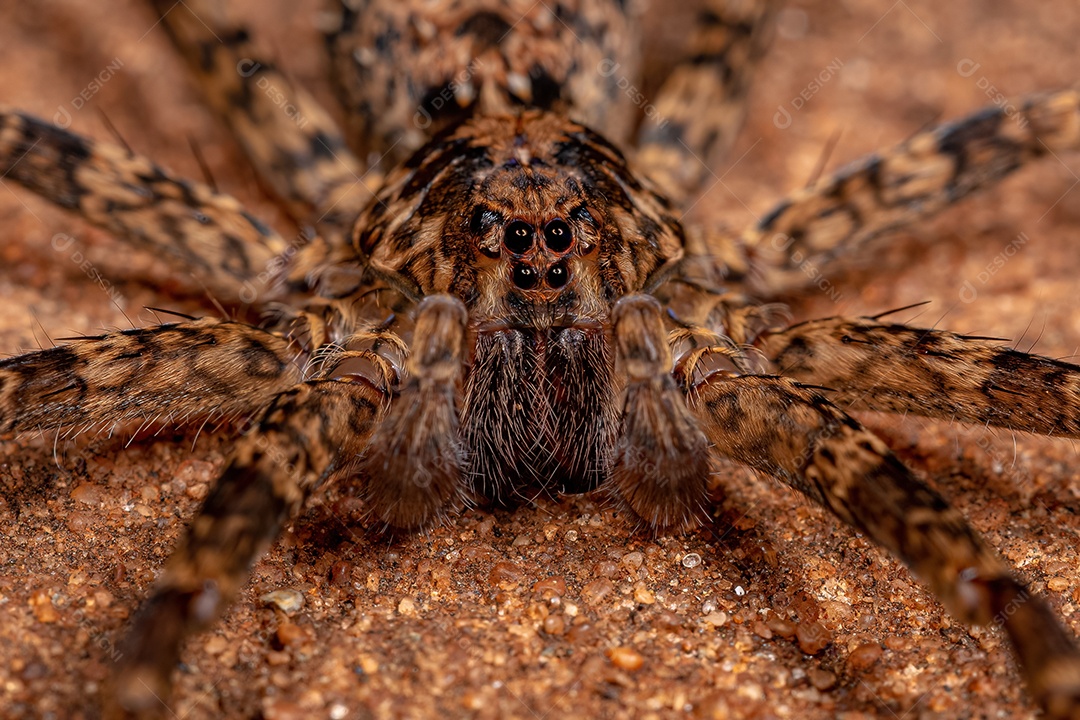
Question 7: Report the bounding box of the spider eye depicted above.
[504,220,535,254]
[512,263,539,289]
[543,219,572,253]
[545,262,570,289]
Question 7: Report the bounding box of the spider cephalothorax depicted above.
[349,111,698,524]
[356,111,685,309]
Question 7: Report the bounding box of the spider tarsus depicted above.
[612,295,711,530]
[359,295,468,529]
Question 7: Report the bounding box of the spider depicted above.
[2,1,1080,720]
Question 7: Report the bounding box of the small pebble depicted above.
[606,647,645,672]
[488,561,524,585]
[820,600,853,626]
[266,650,291,667]
[633,585,655,604]
[204,635,229,655]
[807,666,837,691]
[593,560,619,578]
[461,692,485,711]
[185,482,209,501]
[276,620,304,646]
[1045,560,1070,575]
[259,589,304,615]
[848,642,883,671]
[70,483,107,506]
[752,620,773,640]
[397,597,417,615]
[702,611,728,628]
[263,698,305,720]
[532,576,567,597]
[330,561,352,586]
[1048,577,1070,593]
[543,615,566,636]
[358,656,379,675]
[766,614,797,638]
[621,551,644,569]
[30,590,57,624]
[582,578,614,605]
[681,553,701,568]
[734,586,746,596]
[884,635,911,651]
[566,622,593,643]
[796,620,832,655]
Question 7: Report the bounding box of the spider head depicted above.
[355,111,686,326]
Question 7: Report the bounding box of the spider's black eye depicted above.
[545,262,570,289]
[543,219,573,253]
[512,263,539,290]
[504,220,535,254]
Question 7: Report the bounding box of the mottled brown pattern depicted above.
[0,319,301,435]
[690,372,1080,716]
[762,317,1080,437]
[636,0,778,201]
[327,0,641,165]
[1,1,1079,718]
[0,109,288,304]
[111,379,385,713]
[147,0,376,232]
[741,90,1080,293]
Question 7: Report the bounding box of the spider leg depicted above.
[0,319,301,435]
[0,110,288,305]
[738,90,1080,295]
[760,316,1080,437]
[143,0,377,234]
[687,370,1080,718]
[634,0,777,203]
[609,295,712,529]
[109,378,385,714]
[358,295,467,529]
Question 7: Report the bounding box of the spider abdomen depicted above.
[461,323,617,502]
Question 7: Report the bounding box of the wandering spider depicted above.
[2,1,1080,718]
